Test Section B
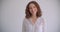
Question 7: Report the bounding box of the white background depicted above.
[0,0,60,32]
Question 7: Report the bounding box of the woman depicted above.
[22,1,45,32]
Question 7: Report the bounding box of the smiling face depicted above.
[29,3,38,15]
[25,1,42,18]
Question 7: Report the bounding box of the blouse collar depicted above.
[28,17,41,25]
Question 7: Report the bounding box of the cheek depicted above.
[29,9,33,13]
[34,8,38,12]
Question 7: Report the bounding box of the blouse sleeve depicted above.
[22,19,26,32]
[41,18,45,32]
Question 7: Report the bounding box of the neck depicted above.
[31,14,37,19]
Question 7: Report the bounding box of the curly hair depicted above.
[25,1,42,18]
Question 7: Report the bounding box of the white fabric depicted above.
[22,17,44,32]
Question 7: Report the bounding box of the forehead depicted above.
[29,3,36,7]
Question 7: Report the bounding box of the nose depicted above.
[31,8,34,11]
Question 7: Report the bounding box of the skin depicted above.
[29,3,38,24]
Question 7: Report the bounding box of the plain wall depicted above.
[58,0,60,31]
[0,0,60,32]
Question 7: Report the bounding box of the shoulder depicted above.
[22,17,27,25]
[38,17,44,21]
[38,17,45,24]
[23,17,29,23]
[23,17,29,21]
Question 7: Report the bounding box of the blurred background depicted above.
[0,0,60,32]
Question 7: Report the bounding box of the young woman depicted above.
[22,1,45,32]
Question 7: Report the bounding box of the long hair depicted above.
[25,1,42,18]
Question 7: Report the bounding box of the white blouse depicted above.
[22,17,44,32]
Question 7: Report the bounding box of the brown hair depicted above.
[25,1,42,18]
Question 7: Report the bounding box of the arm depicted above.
[42,18,45,32]
[22,19,26,32]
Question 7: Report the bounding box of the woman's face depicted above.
[29,3,38,15]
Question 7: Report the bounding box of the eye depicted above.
[29,6,32,9]
[33,6,36,8]
[33,6,37,9]
[29,7,32,11]
[29,7,32,9]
